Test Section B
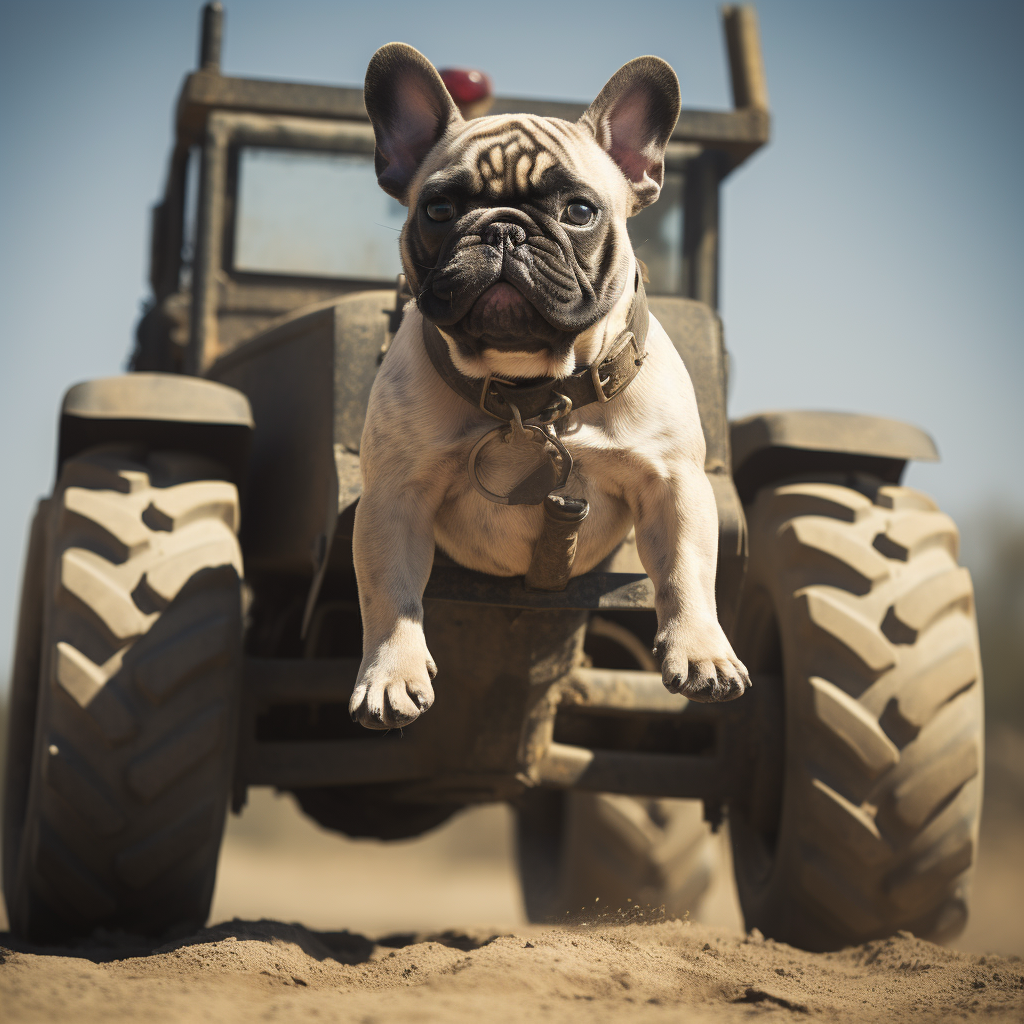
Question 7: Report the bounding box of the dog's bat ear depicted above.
[580,57,681,214]
[364,43,463,203]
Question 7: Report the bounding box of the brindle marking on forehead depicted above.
[448,115,590,198]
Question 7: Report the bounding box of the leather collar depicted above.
[421,273,649,424]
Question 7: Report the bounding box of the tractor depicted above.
[3,3,983,951]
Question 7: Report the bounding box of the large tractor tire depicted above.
[728,477,983,951]
[3,447,244,941]
[517,789,716,923]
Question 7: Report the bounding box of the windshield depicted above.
[234,147,406,281]
[232,146,684,294]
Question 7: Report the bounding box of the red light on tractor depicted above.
[439,68,494,119]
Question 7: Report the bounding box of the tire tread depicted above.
[731,478,983,949]
[11,450,243,940]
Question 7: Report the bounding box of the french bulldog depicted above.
[349,43,749,730]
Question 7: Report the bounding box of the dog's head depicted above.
[364,44,680,379]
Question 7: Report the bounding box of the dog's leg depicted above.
[349,476,445,729]
[631,462,750,702]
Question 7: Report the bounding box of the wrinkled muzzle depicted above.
[416,206,603,355]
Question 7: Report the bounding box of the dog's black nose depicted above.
[484,222,527,250]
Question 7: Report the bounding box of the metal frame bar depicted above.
[536,744,724,800]
[238,652,730,802]
[175,77,768,163]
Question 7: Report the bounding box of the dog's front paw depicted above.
[655,622,750,703]
[349,635,437,730]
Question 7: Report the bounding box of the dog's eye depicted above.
[425,198,455,222]
[563,202,596,226]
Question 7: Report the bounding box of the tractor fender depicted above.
[730,410,939,504]
[58,372,253,481]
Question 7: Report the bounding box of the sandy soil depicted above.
[2,728,1022,1023]
[2,917,1022,1023]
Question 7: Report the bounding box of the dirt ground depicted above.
[2,726,1022,1023]
[4,917,1023,1024]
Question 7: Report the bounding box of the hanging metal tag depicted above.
[467,408,572,506]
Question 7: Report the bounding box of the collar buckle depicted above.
[591,332,643,402]
[478,371,517,420]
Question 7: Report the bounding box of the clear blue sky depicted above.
[0,1,1021,685]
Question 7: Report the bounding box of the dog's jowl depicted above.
[349,43,749,729]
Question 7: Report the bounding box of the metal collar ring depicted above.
[467,419,573,505]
